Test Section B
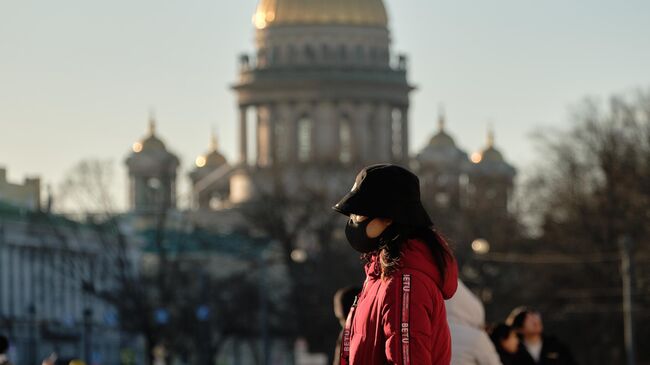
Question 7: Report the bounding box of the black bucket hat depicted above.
[332,164,433,228]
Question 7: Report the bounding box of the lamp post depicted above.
[470,238,492,303]
[618,236,636,365]
[28,304,37,365]
[195,304,210,365]
[83,308,93,365]
[257,247,308,365]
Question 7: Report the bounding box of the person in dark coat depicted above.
[507,307,577,365]
[333,164,459,365]
[0,335,12,365]
[333,286,362,365]
[488,323,519,365]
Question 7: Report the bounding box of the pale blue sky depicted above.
[1,0,649,208]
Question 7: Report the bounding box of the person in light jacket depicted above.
[446,280,502,365]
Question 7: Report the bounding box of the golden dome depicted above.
[429,110,457,148]
[253,0,388,29]
[133,113,168,153]
[195,130,227,169]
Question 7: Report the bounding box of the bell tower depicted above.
[125,112,180,214]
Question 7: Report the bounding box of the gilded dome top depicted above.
[428,111,458,148]
[478,128,504,163]
[132,115,168,154]
[470,127,516,177]
[417,111,469,167]
[253,0,388,29]
[195,131,228,169]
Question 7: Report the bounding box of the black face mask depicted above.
[345,218,380,253]
[345,217,403,254]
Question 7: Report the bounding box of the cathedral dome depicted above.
[471,128,516,177]
[480,146,504,162]
[140,135,166,152]
[132,116,168,154]
[429,131,457,148]
[195,132,228,170]
[417,112,469,168]
[253,0,388,29]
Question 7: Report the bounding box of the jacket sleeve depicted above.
[381,273,434,365]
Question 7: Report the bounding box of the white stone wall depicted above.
[0,217,123,365]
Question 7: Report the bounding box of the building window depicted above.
[369,47,378,64]
[304,45,316,63]
[297,116,312,162]
[288,45,298,64]
[339,117,352,164]
[257,48,268,67]
[339,45,347,62]
[355,45,364,63]
[321,44,329,63]
[271,46,281,65]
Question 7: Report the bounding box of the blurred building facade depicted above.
[125,114,180,215]
[0,203,122,365]
[119,0,516,215]
[119,1,517,363]
[0,167,41,211]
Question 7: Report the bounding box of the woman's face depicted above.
[350,214,392,238]
[521,312,544,336]
[501,330,519,354]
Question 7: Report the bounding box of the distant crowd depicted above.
[0,337,86,365]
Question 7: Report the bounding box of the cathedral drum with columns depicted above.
[125,0,516,221]
[227,0,414,202]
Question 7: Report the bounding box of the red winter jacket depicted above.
[341,238,458,365]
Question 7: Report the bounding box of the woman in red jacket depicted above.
[333,164,458,365]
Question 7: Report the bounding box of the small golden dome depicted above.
[474,127,506,164]
[429,109,457,148]
[133,112,167,153]
[253,0,388,29]
[195,130,227,169]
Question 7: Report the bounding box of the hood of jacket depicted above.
[366,238,458,300]
[445,279,485,328]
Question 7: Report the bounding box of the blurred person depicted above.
[488,323,519,365]
[42,353,58,365]
[445,280,502,365]
[333,286,361,365]
[53,358,82,365]
[332,164,458,364]
[0,335,12,365]
[507,307,577,365]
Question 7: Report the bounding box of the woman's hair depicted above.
[489,323,514,350]
[506,306,537,329]
[364,223,453,279]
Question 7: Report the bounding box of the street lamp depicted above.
[471,238,490,255]
[290,249,308,263]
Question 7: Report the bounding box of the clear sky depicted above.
[1,0,649,209]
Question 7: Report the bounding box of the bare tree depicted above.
[52,159,269,365]
[522,90,650,364]
[239,168,364,361]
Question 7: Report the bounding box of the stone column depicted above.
[239,105,248,165]
[269,104,277,166]
[376,102,392,162]
[401,106,409,163]
[256,107,264,167]
[314,101,336,163]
